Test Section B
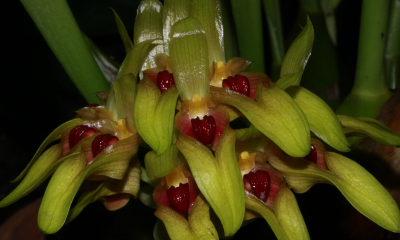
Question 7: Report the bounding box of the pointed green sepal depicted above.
[111,8,134,54]
[145,144,180,180]
[337,115,400,146]
[38,134,140,234]
[162,0,190,54]
[134,77,179,154]
[155,195,218,240]
[177,127,245,236]
[66,159,141,223]
[326,152,400,233]
[116,39,160,80]
[134,0,164,72]
[211,82,310,157]
[286,86,350,152]
[189,0,225,64]
[11,118,84,183]
[245,192,290,240]
[0,145,62,207]
[276,16,314,89]
[169,17,210,100]
[275,184,310,240]
[112,73,137,125]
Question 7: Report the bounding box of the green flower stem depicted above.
[262,0,285,81]
[230,0,265,72]
[385,0,400,89]
[336,0,392,119]
[20,0,110,104]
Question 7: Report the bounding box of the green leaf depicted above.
[145,145,180,180]
[111,8,134,54]
[337,115,400,146]
[169,17,210,100]
[11,118,84,183]
[134,77,179,154]
[211,83,310,157]
[326,152,400,233]
[286,86,350,152]
[276,16,314,89]
[162,0,190,54]
[134,0,164,73]
[275,185,310,240]
[245,192,289,240]
[66,159,141,223]
[38,134,140,234]
[20,0,110,104]
[116,39,160,80]
[189,0,225,63]
[177,127,244,236]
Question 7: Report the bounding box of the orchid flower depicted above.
[2,0,400,239]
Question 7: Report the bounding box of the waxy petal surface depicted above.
[112,9,133,54]
[211,83,310,157]
[145,144,181,180]
[177,127,244,236]
[338,115,400,146]
[286,86,350,152]
[169,17,210,100]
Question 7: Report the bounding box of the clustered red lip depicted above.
[157,70,175,93]
[85,103,102,108]
[304,144,317,164]
[166,183,190,215]
[243,170,271,202]
[92,134,119,158]
[222,75,250,96]
[191,115,216,146]
[69,125,98,148]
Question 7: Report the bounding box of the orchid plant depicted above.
[1,0,400,239]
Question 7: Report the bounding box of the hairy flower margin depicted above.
[1,0,400,239]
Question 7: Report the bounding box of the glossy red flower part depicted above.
[157,70,175,93]
[222,75,250,96]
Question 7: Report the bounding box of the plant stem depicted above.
[385,0,400,90]
[352,0,390,96]
[262,0,285,81]
[230,0,265,72]
[20,0,110,104]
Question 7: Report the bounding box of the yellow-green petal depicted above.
[189,0,225,64]
[177,127,245,236]
[111,8,133,54]
[11,118,84,183]
[286,86,350,152]
[276,17,314,89]
[169,17,210,100]
[211,83,310,157]
[145,144,180,180]
[338,115,400,146]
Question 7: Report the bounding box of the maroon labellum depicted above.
[304,144,317,164]
[243,170,271,202]
[222,75,250,96]
[166,183,190,215]
[69,125,98,148]
[157,70,175,93]
[92,134,119,158]
[191,115,216,146]
[85,104,102,108]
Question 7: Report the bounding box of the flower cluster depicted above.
[1,0,400,239]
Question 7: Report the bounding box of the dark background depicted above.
[4,0,396,239]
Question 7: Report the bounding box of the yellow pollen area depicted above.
[238,151,256,176]
[166,165,187,188]
[116,119,135,140]
[189,94,208,119]
[210,61,226,88]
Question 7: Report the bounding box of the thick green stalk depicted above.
[262,0,285,81]
[20,0,110,104]
[385,0,400,89]
[230,0,265,72]
[336,0,391,119]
